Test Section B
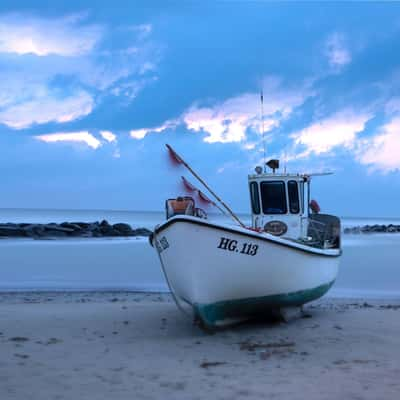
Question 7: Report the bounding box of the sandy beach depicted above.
[0,292,399,400]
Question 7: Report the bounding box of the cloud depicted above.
[242,142,257,150]
[130,120,178,140]
[325,33,351,70]
[291,110,372,157]
[0,14,102,56]
[183,101,251,143]
[0,90,94,129]
[130,128,149,140]
[182,78,312,144]
[127,78,312,144]
[112,148,121,159]
[100,130,117,143]
[129,24,152,41]
[99,130,120,158]
[35,131,102,149]
[216,161,242,174]
[385,97,400,115]
[0,13,160,130]
[357,117,400,172]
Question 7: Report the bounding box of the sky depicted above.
[1,1,400,217]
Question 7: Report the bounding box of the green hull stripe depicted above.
[193,280,335,328]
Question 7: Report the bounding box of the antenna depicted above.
[260,89,266,172]
[284,148,287,174]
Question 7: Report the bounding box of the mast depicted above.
[260,89,266,173]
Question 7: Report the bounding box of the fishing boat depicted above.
[151,145,341,329]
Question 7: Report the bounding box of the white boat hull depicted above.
[152,216,341,328]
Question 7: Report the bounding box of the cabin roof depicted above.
[248,171,332,180]
[248,173,305,179]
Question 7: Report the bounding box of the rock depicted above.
[84,223,102,237]
[43,224,75,233]
[133,227,152,237]
[387,225,397,233]
[71,222,90,229]
[23,224,46,239]
[113,223,134,236]
[99,220,119,236]
[43,230,68,237]
[60,222,83,231]
[103,228,120,236]
[370,224,385,233]
[9,337,29,342]
[0,224,26,237]
[360,225,371,233]
[80,231,94,238]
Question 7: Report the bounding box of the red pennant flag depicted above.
[197,190,213,205]
[180,176,213,207]
[181,176,197,193]
[166,144,183,166]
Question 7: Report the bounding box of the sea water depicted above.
[0,208,399,298]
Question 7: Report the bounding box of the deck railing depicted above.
[301,214,341,249]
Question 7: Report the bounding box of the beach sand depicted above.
[0,292,399,400]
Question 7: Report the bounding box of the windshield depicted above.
[260,181,287,214]
[288,180,300,214]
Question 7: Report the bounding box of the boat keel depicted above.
[192,280,334,329]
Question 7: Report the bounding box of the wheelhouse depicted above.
[248,172,309,239]
[248,165,340,249]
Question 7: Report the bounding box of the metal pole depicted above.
[261,89,266,173]
[307,177,311,218]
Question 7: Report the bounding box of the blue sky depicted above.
[1,1,400,217]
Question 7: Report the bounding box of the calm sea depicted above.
[0,208,399,298]
[2,208,400,229]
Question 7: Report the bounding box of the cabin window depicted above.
[288,180,300,214]
[260,181,287,214]
[299,182,304,214]
[249,182,260,214]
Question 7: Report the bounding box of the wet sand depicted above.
[0,292,399,400]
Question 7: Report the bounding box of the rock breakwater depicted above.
[344,224,400,234]
[0,220,152,239]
